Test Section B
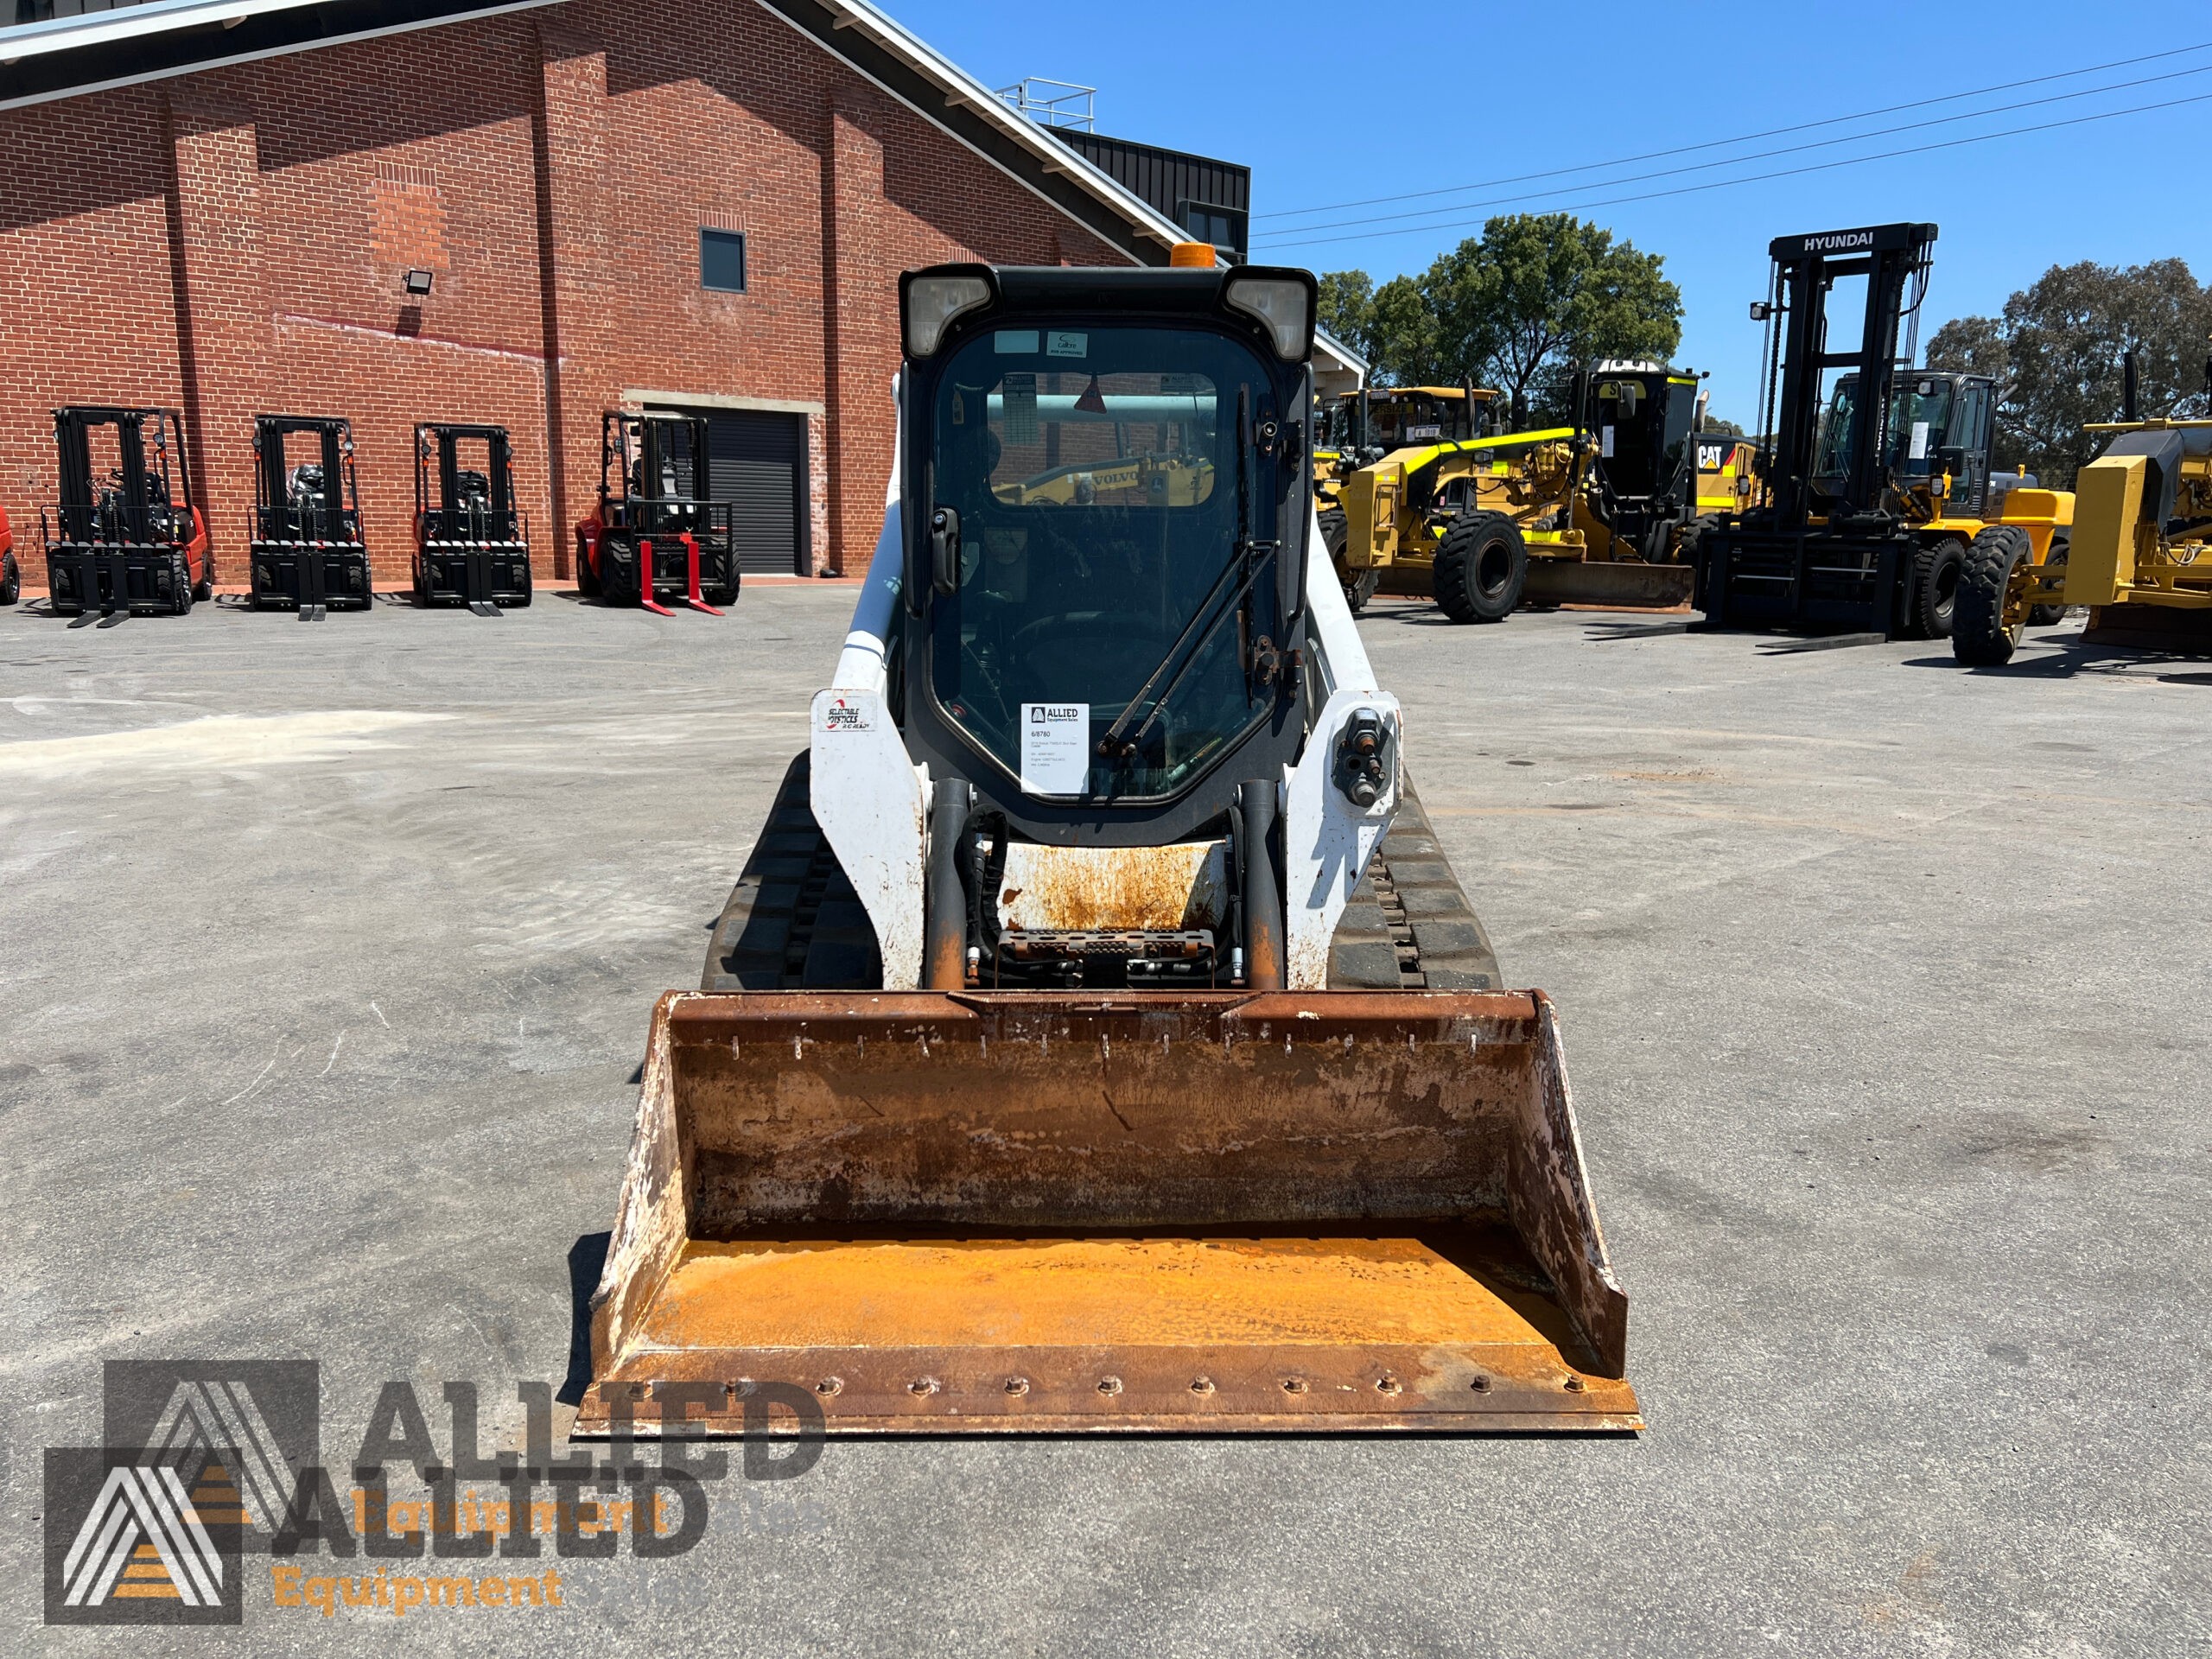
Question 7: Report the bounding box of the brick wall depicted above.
[0,0,1131,587]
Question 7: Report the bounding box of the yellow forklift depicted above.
[1324,366,1700,620]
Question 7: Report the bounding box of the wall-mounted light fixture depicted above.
[404,269,435,296]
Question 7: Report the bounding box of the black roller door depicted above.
[702,409,808,575]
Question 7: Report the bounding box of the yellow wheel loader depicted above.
[1955,416,2212,664]
[579,255,1640,1435]
[1324,366,1702,621]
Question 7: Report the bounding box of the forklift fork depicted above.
[465,543,499,618]
[298,543,328,622]
[637,533,723,617]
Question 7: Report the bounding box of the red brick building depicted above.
[0,0,1354,584]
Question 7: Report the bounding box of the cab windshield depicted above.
[926,324,1285,802]
[1816,375,1957,481]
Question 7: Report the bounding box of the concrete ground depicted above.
[2,585,2204,1656]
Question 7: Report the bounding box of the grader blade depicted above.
[1522,557,1694,610]
[581,989,1638,1434]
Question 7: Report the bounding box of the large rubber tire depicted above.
[0,552,18,607]
[2028,535,2069,626]
[1675,513,1719,569]
[1904,537,1965,640]
[171,554,194,615]
[1433,510,1527,624]
[1953,524,2032,666]
[192,557,213,602]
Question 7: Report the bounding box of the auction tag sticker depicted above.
[1020,702,1090,795]
[1046,331,1088,359]
[1910,420,1930,461]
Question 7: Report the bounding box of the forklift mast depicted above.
[416,423,518,535]
[54,406,191,546]
[1753,223,1937,528]
[253,415,356,536]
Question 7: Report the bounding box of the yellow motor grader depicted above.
[575,254,1640,1435]
[1324,365,1701,620]
[1955,416,2212,664]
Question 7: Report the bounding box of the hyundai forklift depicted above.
[1694,223,2066,639]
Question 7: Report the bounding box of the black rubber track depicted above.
[1953,523,2031,666]
[704,757,1503,993]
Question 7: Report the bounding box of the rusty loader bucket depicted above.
[582,990,1638,1433]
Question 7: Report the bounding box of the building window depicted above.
[1177,201,1247,263]
[701,228,747,294]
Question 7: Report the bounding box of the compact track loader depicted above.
[1955,416,2212,663]
[411,423,531,614]
[582,254,1638,1435]
[41,406,212,621]
[575,411,739,614]
[248,414,372,620]
[1324,366,1700,621]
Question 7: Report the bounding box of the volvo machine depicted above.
[248,414,372,620]
[1324,365,1701,620]
[41,406,212,621]
[1695,223,2069,639]
[575,411,739,614]
[411,423,531,614]
[579,253,1639,1436]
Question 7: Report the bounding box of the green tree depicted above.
[1928,258,2212,487]
[1316,270,1376,365]
[1425,214,1682,424]
[1367,274,1440,386]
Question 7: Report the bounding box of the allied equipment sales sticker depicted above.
[1020,702,1089,796]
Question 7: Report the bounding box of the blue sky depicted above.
[887,0,2212,425]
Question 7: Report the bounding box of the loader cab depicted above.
[895,260,1318,845]
[1815,371,1996,517]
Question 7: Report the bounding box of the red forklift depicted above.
[0,505,16,606]
[249,414,372,620]
[574,410,738,614]
[42,406,212,621]
[412,423,531,615]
